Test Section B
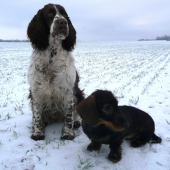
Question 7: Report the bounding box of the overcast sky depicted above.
[0,0,170,42]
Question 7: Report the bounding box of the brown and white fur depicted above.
[27,4,84,141]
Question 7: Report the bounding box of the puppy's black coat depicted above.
[76,90,162,163]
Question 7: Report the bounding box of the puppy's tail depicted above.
[150,133,162,144]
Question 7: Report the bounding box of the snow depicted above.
[0,41,170,170]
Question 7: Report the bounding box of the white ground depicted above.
[0,41,170,170]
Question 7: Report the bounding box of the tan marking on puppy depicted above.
[94,119,124,131]
[124,133,136,139]
[98,135,110,142]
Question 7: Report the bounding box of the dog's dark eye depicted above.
[47,12,54,18]
[102,104,114,115]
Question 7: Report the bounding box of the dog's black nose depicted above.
[58,19,67,27]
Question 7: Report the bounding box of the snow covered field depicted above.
[0,41,170,170]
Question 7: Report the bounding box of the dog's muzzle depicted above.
[51,18,69,39]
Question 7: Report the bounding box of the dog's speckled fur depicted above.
[27,4,84,141]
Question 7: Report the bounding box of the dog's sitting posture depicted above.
[76,90,162,163]
[27,4,84,141]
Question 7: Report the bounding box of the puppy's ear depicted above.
[27,9,49,50]
[76,95,99,125]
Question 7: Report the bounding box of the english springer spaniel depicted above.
[27,4,84,141]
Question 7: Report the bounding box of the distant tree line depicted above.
[155,35,170,40]
[0,39,29,42]
[138,35,170,41]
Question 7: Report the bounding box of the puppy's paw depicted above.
[108,152,121,163]
[87,142,101,151]
[31,134,45,141]
[131,140,144,148]
[73,121,81,129]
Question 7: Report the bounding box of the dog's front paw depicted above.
[87,142,101,151]
[131,140,144,148]
[73,121,81,129]
[60,133,75,140]
[31,134,45,141]
[108,152,121,163]
[61,125,75,140]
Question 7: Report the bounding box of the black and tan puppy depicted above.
[76,90,162,163]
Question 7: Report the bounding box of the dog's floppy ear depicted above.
[27,9,49,50]
[62,18,76,51]
[76,95,99,125]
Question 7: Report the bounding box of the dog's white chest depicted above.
[28,48,76,104]
[51,53,76,89]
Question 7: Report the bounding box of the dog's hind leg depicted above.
[130,128,154,147]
